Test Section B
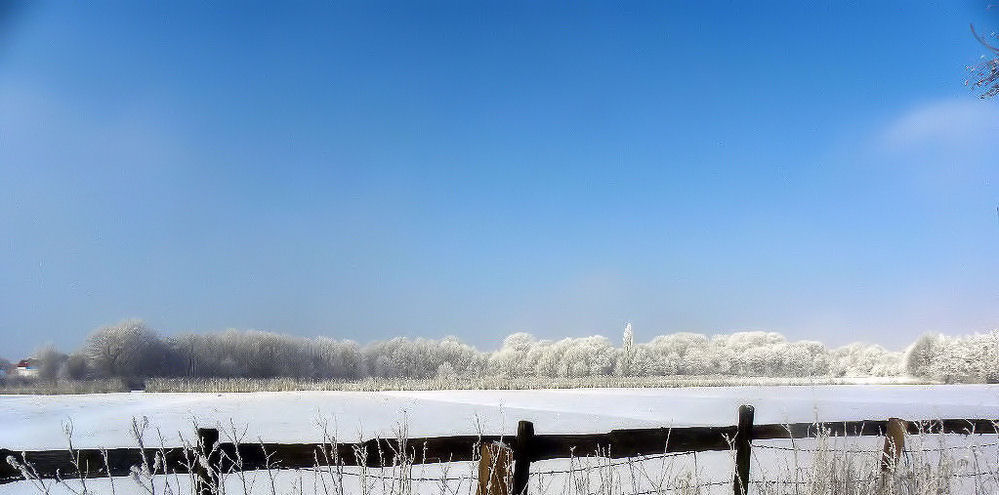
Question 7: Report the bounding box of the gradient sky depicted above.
[1,1,998,358]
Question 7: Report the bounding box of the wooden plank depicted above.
[907,419,999,435]
[0,447,189,484]
[529,425,738,461]
[753,420,890,440]
[248,434,507,469]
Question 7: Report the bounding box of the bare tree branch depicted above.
[971,23,999,54]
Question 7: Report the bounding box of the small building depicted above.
[16,358,39,378]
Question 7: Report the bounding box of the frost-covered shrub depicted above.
[828,343,902,377]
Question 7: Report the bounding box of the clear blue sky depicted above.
[1,1,997,358]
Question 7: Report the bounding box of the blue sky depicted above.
[1,1,997,358]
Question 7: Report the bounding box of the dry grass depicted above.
[0,375,927,396]
[0,378,131,395]
[144,375,928,393]
[6,418,998,494]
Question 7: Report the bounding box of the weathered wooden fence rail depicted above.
[1,405,997,495]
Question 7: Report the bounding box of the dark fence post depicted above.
[195,427,219,495]
[512,420,535,495]
[733,405,754,495]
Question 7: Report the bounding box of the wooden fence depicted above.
[1,405,997,495]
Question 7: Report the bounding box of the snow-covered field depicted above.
[3,385,998,449]
[2,385,998,494]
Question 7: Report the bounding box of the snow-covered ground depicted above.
[2,385,998,449]
[1,385,998,494]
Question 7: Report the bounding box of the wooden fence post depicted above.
[733,405,754,495]
[880,418,907,472]
[478,441,513,495]
[512,420,535,495]
[195,427,219,495]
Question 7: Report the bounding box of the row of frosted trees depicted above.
[17,320,999,383]
[51,320,483,381]
[904,332,999,383]
[489,326,902,379]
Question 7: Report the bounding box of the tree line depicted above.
[3,320,997,384]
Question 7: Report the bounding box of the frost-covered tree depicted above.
[35,344,67,382]
[490,332,538,377]
[615,323,635,376]
[310,337,363,380]
[86,320,166,378]
[829,343,901,377]
[61,353,90,380]
[904,333,942,378]
[436,361,457,379]
[967,24,999,99]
